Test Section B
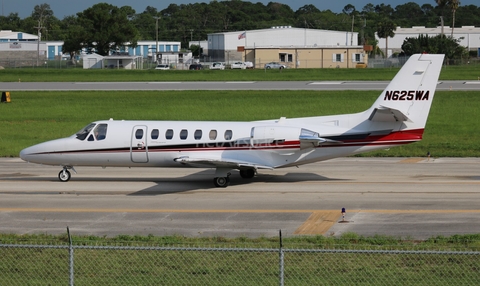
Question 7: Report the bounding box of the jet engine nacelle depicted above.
[250,126,301,145]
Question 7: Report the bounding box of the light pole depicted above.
[154,16,160,63]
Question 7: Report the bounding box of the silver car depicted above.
[264,62,287,69]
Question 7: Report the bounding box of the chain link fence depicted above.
[2,235,479,285]
[2,56,479,70]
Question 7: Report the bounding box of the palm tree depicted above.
[376,20,396,58]
[436,0,461,37]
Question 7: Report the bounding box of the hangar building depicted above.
[208,26,366,68]
[375,26,480,58]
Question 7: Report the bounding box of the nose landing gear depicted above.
[58,166,76,182]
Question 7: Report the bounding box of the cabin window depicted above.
[94,124,108,140]
[224,130,233,140]
[165,129,174,140]
[151,129,159,140]
[135,129,144,139]
[209,130,217,140]
[194,129,202,140]
[180,129,188,140]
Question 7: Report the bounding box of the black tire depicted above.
[239,169,255,179]
[213,177,230,188]
[58,170,71,182]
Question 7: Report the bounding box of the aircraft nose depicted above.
[19,147,31,161]
[19,145,40,162]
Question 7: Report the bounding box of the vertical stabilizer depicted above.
[368,54,444,130]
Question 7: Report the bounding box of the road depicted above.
[1,157,479,239]
[1,80,480,91]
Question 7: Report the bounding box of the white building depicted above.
[208,26,359,63]
[375,26,480,57]
[1,30,186,62]
[0,30,37,41]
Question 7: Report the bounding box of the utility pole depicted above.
[351,15,354,46]
[439,16,444,36]
[154,16,160,63]
[34,20,43,67]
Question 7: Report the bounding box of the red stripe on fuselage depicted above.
[34,129,424,155]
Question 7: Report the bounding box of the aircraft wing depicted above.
[173,157,274,170]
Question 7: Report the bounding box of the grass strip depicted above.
[1,90,479,158]
[1,63,479,82]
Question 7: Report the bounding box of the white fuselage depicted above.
[19,114,419,169]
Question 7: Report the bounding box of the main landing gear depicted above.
[213,176,230,188]
[213,168,257,188]
[239,169,255,179]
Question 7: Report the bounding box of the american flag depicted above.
[238,32,246,40]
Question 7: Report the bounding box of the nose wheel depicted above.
[58,169,71,182]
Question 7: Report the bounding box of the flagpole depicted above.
[244,30,247,62]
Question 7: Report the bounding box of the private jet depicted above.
[20,54,445,187]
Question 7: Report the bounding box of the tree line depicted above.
[0,1,477,59]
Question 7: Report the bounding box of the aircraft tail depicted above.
[367,54,444,131]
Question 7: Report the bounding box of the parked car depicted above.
[264,62,287,69]
[210,62,225,70]
[244,61,254,69]
[155,64,170,70]
[231,62,246,69]
[189,64,204,70]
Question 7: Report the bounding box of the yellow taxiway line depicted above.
[2,208,479,235]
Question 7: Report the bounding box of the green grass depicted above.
[1,63,480,82]
[1,233,479,285]
[1,90,479,157]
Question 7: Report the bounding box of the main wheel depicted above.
[58,170,71,182]
[239,169,255,179]
[213,177,230,188]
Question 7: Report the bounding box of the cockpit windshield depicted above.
[75,123,96,141]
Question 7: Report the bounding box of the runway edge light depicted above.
[339,207,350,223]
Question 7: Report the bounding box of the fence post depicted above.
[279,230,284,286]
[67,227,74,286]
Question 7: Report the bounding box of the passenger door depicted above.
[130,125,149,163]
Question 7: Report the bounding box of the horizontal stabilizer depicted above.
[369,106,412,122]
[299,135,342,150]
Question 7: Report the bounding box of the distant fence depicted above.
[1,56,478,70]
[1,233,479,285]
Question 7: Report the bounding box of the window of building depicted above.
[352,53,364,62]
[209,130,217,140]
[279,53,293,62]
[334,54,344,62]
[180,129,188,140]
[151,129,159,140]
[224,130,233,140]
[165,129,174,140]
[194,129,202,140]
